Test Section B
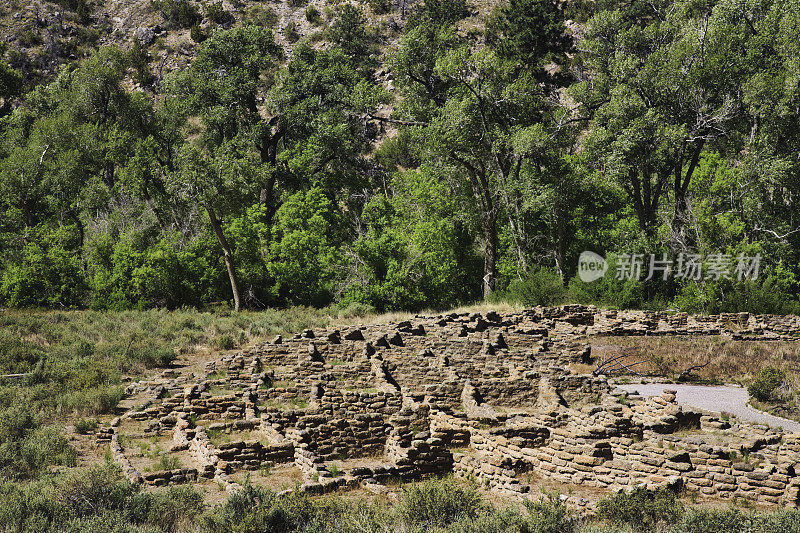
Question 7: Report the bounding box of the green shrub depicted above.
[267,188,340,306]
[152,0,201,28]
[129,485,203,532]
[0,226,86,308]
[202,482,318,533]
[596,487,684,531]
[749,366,785,402]
[55,464,139,518]
[204,1,232,24]
[86,232,224,310]
[670,506,800,532]
[59,385,126,415]
[305,5,323,24]
[129,39,152,85]
[408,0,471,26]
[566,254,649,310]
[74,418,98,434]
[157,454,180,470]
[285,21,300,43]
[396,478,484,528]
[362,0,390,14]
[60,511,158,532]
[522,494,576,533]
[134,345,176,368]
[52,0,91,21]
[190,22,207,42]
[672,266,800,315]
[214,334,236,350]
[0,406,76,480]
[0,466,202,531]
[246,5,278,27]
[494,266,567,306]
[19,30,42,47]
[0,332,45,375]
[670,507,751,533]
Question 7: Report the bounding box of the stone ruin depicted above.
[103,306,800,508]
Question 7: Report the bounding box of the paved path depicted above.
[616,383,800,433]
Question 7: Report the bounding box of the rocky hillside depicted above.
[0,0,500,94]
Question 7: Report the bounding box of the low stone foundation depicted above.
[107,306,800,505]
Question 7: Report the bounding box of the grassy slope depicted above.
[0,307,332,417]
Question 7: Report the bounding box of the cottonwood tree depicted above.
[170,25,282,219]
[488,0,570,81]
[573,0,748,240]
[170,27,385,309]
[171,143,267,312]
[0,46,153,247]
[424,48,549,297]
[392,0,577,293]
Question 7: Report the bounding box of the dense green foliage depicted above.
[0,463,203,531]
[595,486,800,533]
[4,473,800,532]
[597,487,685,531]
[1,0,800,314]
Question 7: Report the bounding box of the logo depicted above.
[578,251,608,282]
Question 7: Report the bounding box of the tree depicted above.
[342,166,481,311]
[327,4,375,72]
[172,25,282,167]
[573,0,748,241]
[265,43,387,197]
[0,59,22,115]
[489,0,570,79]
[171,143,267,311]
[267,187,341,306]
[174,28,384,220]
[170,26,385,309]
[390,22,460,119]
[407,0,471,29]
[423,48,548,296]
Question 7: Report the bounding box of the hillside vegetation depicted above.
[1,0,800,314]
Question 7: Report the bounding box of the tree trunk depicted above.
[142,183,166,232]
[555,204,565,279]
[673,139,705,235]
[68,209,84,248]
[628,168,666,238]
[207,205,242,312]
[497,159,527,279]
[452,154,499,299]
[482,209,498,299]
[507,210,528,278]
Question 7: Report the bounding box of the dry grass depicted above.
[591,335,800,384]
